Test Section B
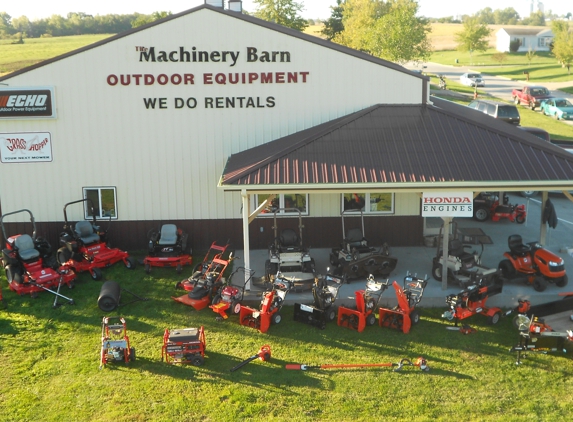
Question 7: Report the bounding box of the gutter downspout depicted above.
[241,189,252,290]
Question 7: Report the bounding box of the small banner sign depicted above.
[422,192,473,217]
[0,132,53,163]
[0,87,56,119]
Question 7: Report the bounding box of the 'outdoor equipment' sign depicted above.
[0,87,56,118]
[422,192,473,217]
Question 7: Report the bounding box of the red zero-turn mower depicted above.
[100,316,135,369]
[1,209,76,304]
[293,270,345,329]
[442,277,504,326]
[239,274,294,333]
[143,224,192,274]
[162,326,206,366]
[473,192,526,223]
[57,199,136,280]
[338,275,390,332]
[378,274,428,334]
[172,247,234,311]
[498,234,567,292]
[210,267,254,320]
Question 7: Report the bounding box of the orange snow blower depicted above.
[285,356,429,372]
[229,345,272,372]
[337,275,390,332]
[378,274,428,334]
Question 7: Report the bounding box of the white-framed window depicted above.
[341,193,394,214]
[253,193,308,216]
[83,187,118,219]
[538,37,552,47]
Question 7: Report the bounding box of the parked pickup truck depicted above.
[512,86,552,110]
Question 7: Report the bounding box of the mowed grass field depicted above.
[2,259,573,421]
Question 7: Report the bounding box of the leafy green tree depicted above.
[552,21,573,75]
[253,0,308,31]
[493,8,519,25]
[367,0,431,64]
[522,10,545,26]
[525,47,536,67]
[0,12,14,38]
[454,17,491,62]
[321,0,345,41]
[11,15,30,38]
[333,0,389,52]
[475,7,494,25]
[132,11,171,28]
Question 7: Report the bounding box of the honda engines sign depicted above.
[0,87,55,118]
[0,132,53,163]
[422,192,473,217]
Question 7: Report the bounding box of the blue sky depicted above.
[4,1,571,21]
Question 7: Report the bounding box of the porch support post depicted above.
[241,189,251,290]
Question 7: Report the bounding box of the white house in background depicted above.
[496,27,554,52]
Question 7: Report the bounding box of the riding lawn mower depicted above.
[143,223,192,274]
[473,192,526,224]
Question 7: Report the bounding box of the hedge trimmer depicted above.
[285,357,429,372]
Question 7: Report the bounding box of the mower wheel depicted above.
[366,314,376,326]
[410,309,420,325]
[488,311,501,325]
[5,264,22,284]
[176,264,182,274]
[473,206,490,222]
[272,313,282,324]
[191,355,204,366]
[231,300,242,314]
[515,214,526,224]
[57,247,71,265]
[130,347,136,362]
[67,280,75,289]
[211,294,222,305]
[431,264,442,282]
[556,274,568,288]
[144,263,151,274]
[90,267,103,281]
[125,257,136,270]
[326,307,337,322]
[533,276,548,292]
[498,260,516,278]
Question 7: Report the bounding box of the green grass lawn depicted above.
[1,258,573,421]
[0,35,113,75]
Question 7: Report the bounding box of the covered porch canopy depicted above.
[219,98,573,288]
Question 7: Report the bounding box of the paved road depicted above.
[407,62,573,128]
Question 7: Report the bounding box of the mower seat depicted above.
[279,229,300,252]
[508,235,531,256]
[158,224,178,245]
[14,234,40,261]
[344,228,370,254]
[75,221,101,245]
[448,239,474,263]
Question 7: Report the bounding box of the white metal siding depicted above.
[0,9,424,223]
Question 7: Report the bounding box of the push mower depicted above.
[378,274,428,334]
[210,267,254,321]
[99,316,135,369]
[143,223,192,274]
[57,199,136,280]
[473,192,526,223]
[442,277,504,326]
[265,208,314,290]
[337,275,390,332]
[162,326,206,365]
[293,270,345,329]
[498,234,567,292]
[431,223,499,288]
[172,246,234,311]
[329,210,398,281]
[239,273,293,333]
[1,209,76,303]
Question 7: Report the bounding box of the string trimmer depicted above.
[285,357,429,372]
[230,345,272,372]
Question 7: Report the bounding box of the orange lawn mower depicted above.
[162,326,206,366]
[210,267,255,321]
[99,316,135,369]
[378,274,428,334]
[285,356,429,372]
[57,199,136,281]
[172,244,234,311]
[229,345,272,372]
[239,273,294,333]
[1,209,76,306]
[143,224,192,274]
[498,234,568,292]
[337,275,390,333]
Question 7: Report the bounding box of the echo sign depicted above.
[422,192,473,217]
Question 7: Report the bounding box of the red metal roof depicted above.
[221,99,573,190]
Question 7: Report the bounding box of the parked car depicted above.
[511,86,552,110]
[540,98,573,121]
[460,73,485,87]
[517,126,550,142]
[468,100,521,125]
